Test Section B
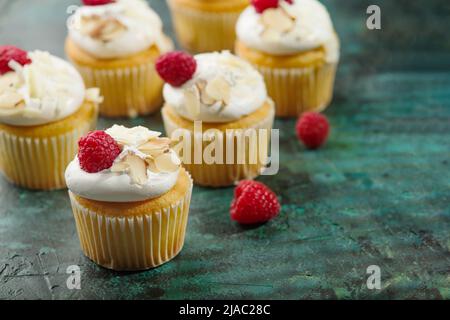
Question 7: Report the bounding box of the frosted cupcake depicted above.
[0,46,100,190]
[235,0,340,117]
[158,51,275,187]
[167,0,248,53]
[66,0,173,118]
[66,125,193,271]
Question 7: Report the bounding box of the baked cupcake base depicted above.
[167,0,248,53]
[66,38,172,118]
[0,101,98,190]
[69,168,193,271]
[235,40,338,117]
[162,100,275,187]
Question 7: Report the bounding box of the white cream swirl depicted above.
[68,0,172,59]
[65,126,180,203]
[236,0,340,63]
[0,51,87,126]
[65,157,179,202]
[163,51,267,123]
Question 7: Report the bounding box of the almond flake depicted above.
[81,15,127,42]
[145,158,160,173]
[261,28,282,42]
[0,92,24,109]
[154,152,180,173]
[106,125,161,147]
[110,161,129,173]
[205,76,231,106]
[196,80,216,106]
[99,18,127,42]
[261,8,295,33]
[138,138,171,157]
[184,86,201,118]
[0,72,21,94]
[125,154,148,185]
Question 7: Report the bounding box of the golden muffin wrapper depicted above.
[68,171,193,271]
[162,103,275,187]
[0,108,97,190]
[167,0,244,53]
[255,62,338,117]
[73,62,164,118]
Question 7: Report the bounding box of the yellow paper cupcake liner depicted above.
[167,1,243,53]
[0,118,96,191]
[162,104,275,187]
[68,174,193,271]
[73,62,163,118]
[255,62,338,117]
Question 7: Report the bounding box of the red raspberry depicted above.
[155,51,197,87]
[251,0,293,13]
[296,112,330,149]
[251,0,279,13]
[230,180,281,225]
[78,131,121,173]
[82,0,115,6]
[0,46,32,75]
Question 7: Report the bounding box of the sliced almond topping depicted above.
[110,161,129,173]
[81,15,127,42]
[145,157,160,173]
[125,154,148,185]
[205,76,231,106]
[0,72,21,94]
[261,8,295,33]
[196,80,216,106]
[138,138,171,157]
[106,125,161,146]
[99,18,127,42]
[0,92,25,109]
[184,86,201,118]
[261,28,282,42]
[154,152,180,173]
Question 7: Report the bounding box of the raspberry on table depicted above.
[296,112,330,149]
[155,51,197,87]
[0,45,32,75]
[230,180,281,225]
[82,0,115,6]
[78,131,121,173]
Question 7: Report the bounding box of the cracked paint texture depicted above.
[0,0,449,299]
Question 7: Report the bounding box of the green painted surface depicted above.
[0,0,449,300]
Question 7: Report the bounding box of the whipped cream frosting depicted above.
[0,51,95,126]
[236,0,340,63]
[68,0,172,59]
[65,125,180,203]
[163,51,267,123]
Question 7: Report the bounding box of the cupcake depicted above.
[0,46,100,190]
[65,0,173,118]
[158,51,275,187]
[235,0,340,117]
[66,125,193,271]
[167,0,248,53]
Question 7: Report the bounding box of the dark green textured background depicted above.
[0,0,449,300]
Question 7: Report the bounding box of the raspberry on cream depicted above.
[0,49,100,126]
[236,0,340,63]
[65,125,181,203]
[68,0,172,59]
[162,51,268,123]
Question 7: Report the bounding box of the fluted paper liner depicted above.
[168,0,243,53]
[0,121,95,190]
[69,172,193,271]
[254,62,338,117]
[162,103,275,187]
[73,62,163,118]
